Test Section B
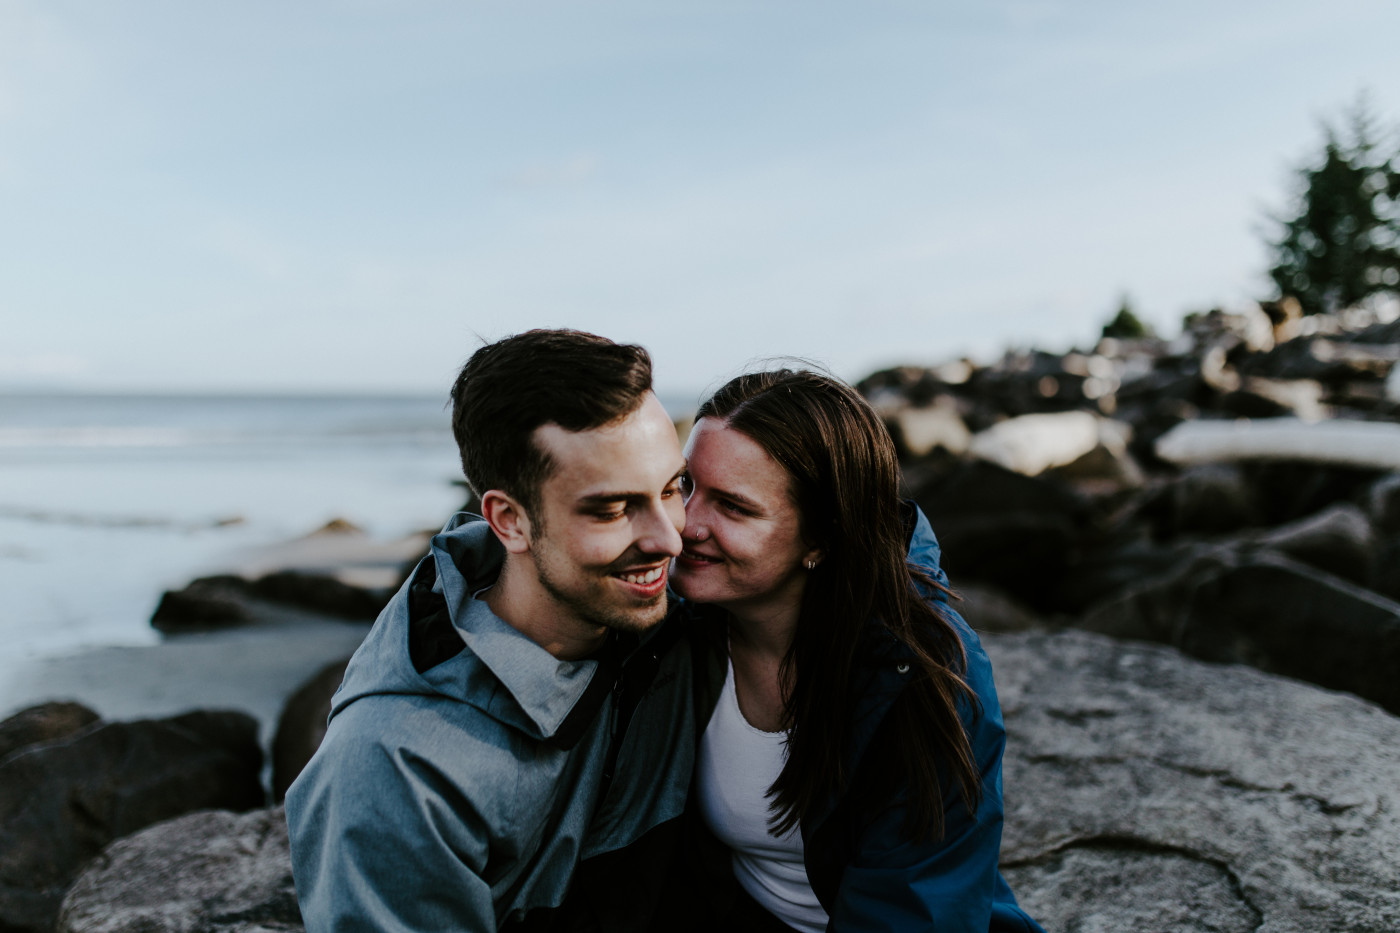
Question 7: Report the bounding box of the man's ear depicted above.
[480,490,533,554]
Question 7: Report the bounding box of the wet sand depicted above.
[0,527,428,742]
[0,609,371,743]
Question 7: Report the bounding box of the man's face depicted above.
[525,393,686,634]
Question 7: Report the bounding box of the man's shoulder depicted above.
[321,683,531,782]
[293,684,594,845]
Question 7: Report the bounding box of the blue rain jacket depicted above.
[285,513,698,932]
[682,505,1045,932]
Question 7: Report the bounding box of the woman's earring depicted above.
[805,559,817,570]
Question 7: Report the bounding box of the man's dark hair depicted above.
[449,329,653,515]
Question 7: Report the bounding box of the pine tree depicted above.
[1101,295,1153,339]
[1268,100,1400,315]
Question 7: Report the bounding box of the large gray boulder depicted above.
[0,711,264,933]
[0,701,99,762]
[1076,548,1400,714]
[58,807,300,933]
[42,635,1400,932]
[910,460,1088,613]
[271,656,350,800]
[990,630,1400,933]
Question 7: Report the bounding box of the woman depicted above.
[670,369,1043,933]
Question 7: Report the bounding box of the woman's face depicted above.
[671,417,820,622]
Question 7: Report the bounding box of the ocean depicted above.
[0,392,468,701]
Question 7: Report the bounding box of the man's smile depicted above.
[610,561,670,598]
[617,565,665,585]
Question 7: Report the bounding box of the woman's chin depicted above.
[669,572,697,601]
[669,567,712,603]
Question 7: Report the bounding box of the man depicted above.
[286,330,697,931]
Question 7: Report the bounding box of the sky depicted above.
[3,0,1400,399]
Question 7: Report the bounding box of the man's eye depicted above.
[593,507,626,521]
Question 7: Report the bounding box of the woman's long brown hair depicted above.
[697,369,982,841]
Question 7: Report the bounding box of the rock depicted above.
[963,350,1096,419]
[887,397,971,458]
[968,411,1102,477]
[232,527,434,592]
[1077,548,1400,714]
[1116,392,1203,467]
[859,365,950,409]
[1155,417,1400,471]
[0,701,99,762]
[912,461,1086,612]
[1045,420,1144,493]
[57,807,300,933]
[1367,472,1400,533]
[1260,295,1304,343]
[1372,533,1400,603]
[249,571,387,621]
[915,458,1086,519]
[271,657,350,800]
[1347,317,1400,346]
[1240,460,1382,527]
[989,629,1400,933]
[1009,846,1262,932]
[1248,502,1374,584]
[1218,376,1327,421]
[1133,464,1263,537]
[309,518,364,536]
[0,710,264,933]
[1051,534,1204,616]
[951,583,1043,634]
[152,571,389,634]
[150,575,255,632]
[1243,334,1399,385]
[1183,305,1276,356]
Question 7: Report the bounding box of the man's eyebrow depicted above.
[577,464,688,505]
[577,492,644,505]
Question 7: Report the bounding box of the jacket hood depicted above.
[328,512,605,742]
[905,502,951,590]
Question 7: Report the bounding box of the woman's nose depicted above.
[681,502,709,541]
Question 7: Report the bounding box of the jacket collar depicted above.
[429,514,605,742]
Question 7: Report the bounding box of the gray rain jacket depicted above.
[285,513,699,932]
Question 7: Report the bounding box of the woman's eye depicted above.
[678,474,694,496]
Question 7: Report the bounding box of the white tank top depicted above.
[696,657,829,933]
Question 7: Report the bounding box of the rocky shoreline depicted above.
[3,303,1399,932]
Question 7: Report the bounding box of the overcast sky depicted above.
[4,0,1400,398]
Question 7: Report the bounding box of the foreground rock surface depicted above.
[0,711,264,933]
[59,807,299,933]
[990,630,1400,933]
[56,632,1400,932]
